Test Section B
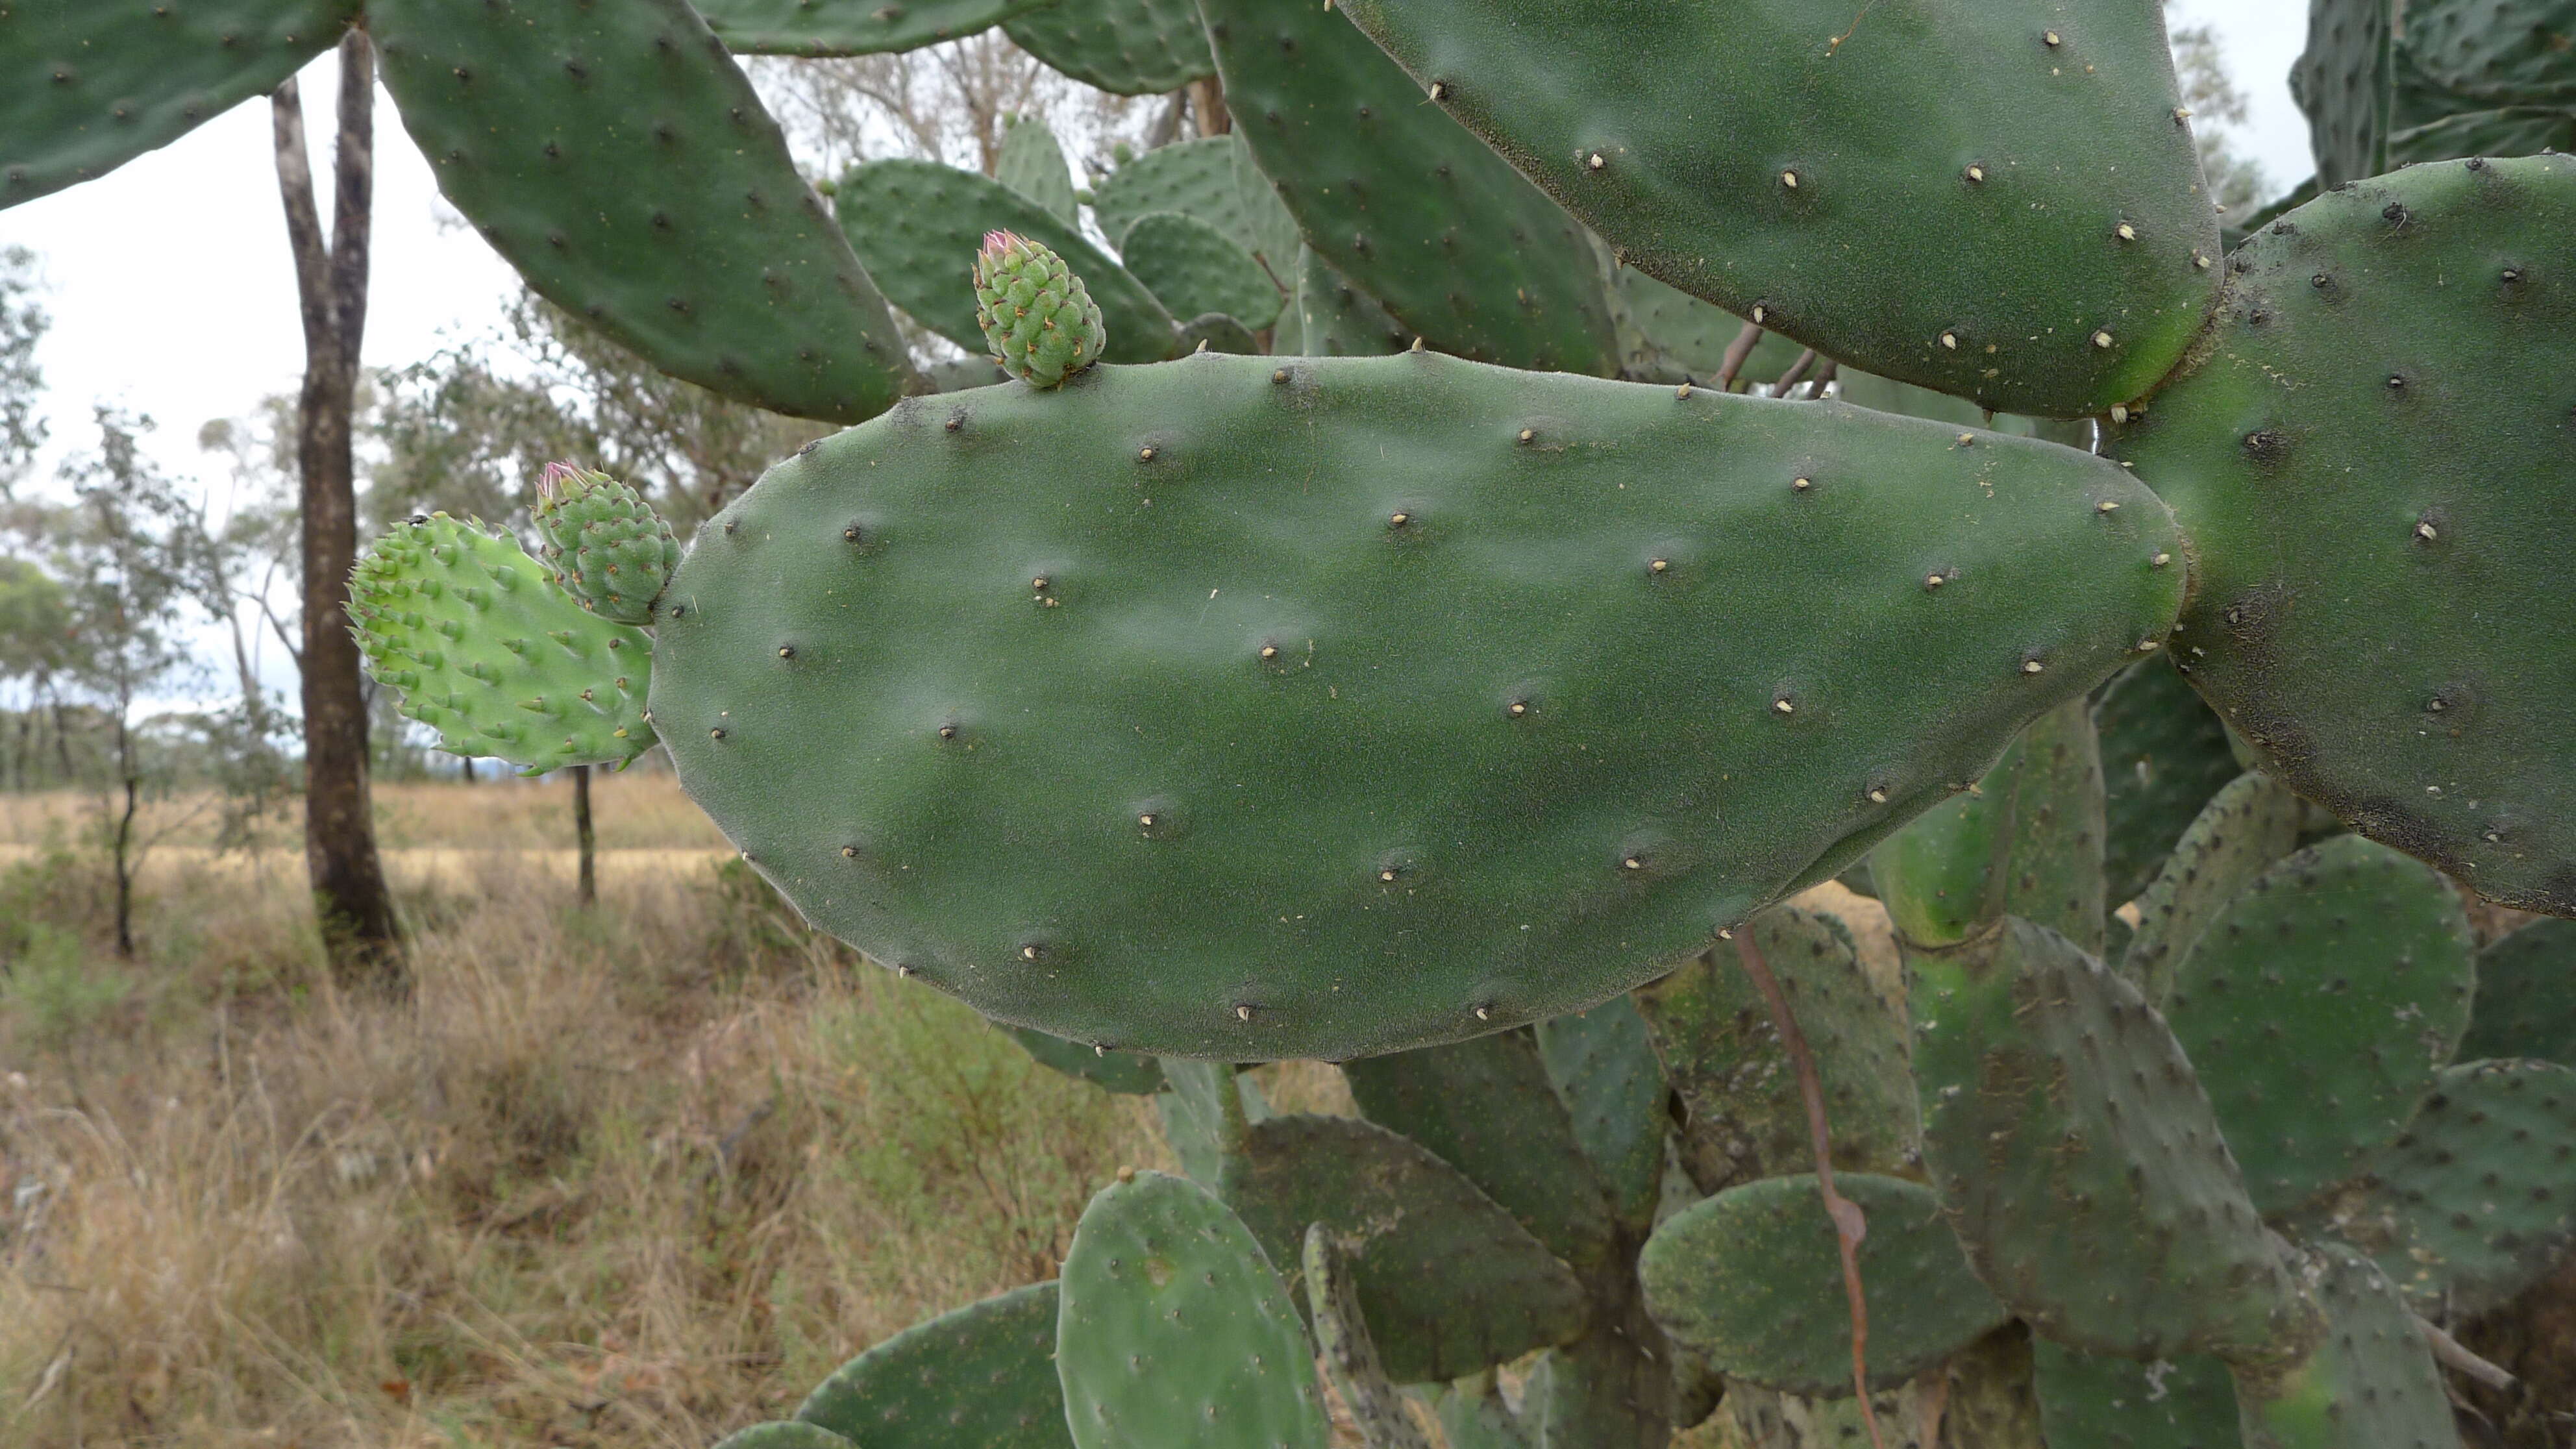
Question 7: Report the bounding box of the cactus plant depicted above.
[18,0,2576,1440]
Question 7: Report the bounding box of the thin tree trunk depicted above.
[112,712,136,958]
[1189,75,1230,136]
[572,764,596,907]
[275,33,403,991]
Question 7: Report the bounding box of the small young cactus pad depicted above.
[973,229,1111,388]
[1055,1170,1329,1449]
[347,514,655,773]
[531,462,680,625]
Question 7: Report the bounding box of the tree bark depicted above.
[572,765,596,907]
[112,710,136,958]
[275,32,402,992]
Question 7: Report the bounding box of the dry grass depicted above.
[0,778,1164,1448]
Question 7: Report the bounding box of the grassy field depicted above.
[0,771,1187,1448]
[0,771,1903,1448]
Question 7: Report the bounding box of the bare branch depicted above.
[1733,925,1887,1449]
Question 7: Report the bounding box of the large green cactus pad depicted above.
[650,354,2184,1059]
[2460,919,2576,1066]
[2359,1058,2576,1314]
[371,0,917,424]
[1912,919,2308,1362]
[2031,1342,2241,1449]
[1003,0,1214,95]
[1057,1170,1328,1449]
[2232,1244,2452,1449]
[794,1281,1067,1448]
[0,0,357,210]
[693,0,1048,55]
[349,516,654,773]
[1219,1114,1587,1385]
[839,159,1179,364]
[1635,908,1917,1193]
[1342,1029,1615,1270]
[1118,210,1281,331]
[1087,135,1296,279]
[2094,654,2243,911]
[2164,836,2474,1217]
[1338,0,2222,417]
[2107,155,2576,917]
[1639,1172,2009,1395]
[1200,0,1617,374]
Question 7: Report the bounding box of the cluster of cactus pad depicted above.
[16,0,2576,1441]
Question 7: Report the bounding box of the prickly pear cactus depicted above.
[972,230,1108,388]
[347,514,654,773]
[531,462,680,625]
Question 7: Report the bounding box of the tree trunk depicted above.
[572,764,596,907]
[112,711,137,958]
[1189,75,1231,136]
[275,33,403,992]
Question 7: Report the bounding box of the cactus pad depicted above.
[1118,211,1281,331]
[2094,654,2244,911]
[1635,908,1918,1194]
[1200,0,1617,374]
[2403,0,2576,107]
[1302,1226,1434,1449]
[531,463,679,625]
[1088,135,1293,267]
[841,160,1176,364]
[1003,1024,1163,1095]
[996,114,1081,227]
[794,1281,1067,1448]
[2106,155,2576,917]
[1638,1172,2009,1395]
[2163,835,2475,1217]
[1154,1058,1251,1186]
[2232,1243,2453,1449]
[2460,918,2576,1066]
[1292,247,1409,357]
[1342,1029,1616,1270]
[1219,1113,1587,1385]
[1003,0,1213,95]
[2120,773,2308,1006]
[1873,699,2107,954]
[650,353,2185,1059]
[2030,1343,2241,1449]
[1337,0,2223,417]
[2289,0,2397,187]
[371,0,917,423]
[349,516,654,773]
[2360,1059,2576,1314]
[1535,997,1668,1230]
[709,1424,853,1449]
[1912,919,2309,1362]
[693,0,1047,55]
[0,0,358,210]
[1612,271,1802,387]
[974,230,1108,389]
[1057,1169,1328,1449]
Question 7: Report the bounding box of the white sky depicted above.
[0,3,2314,712]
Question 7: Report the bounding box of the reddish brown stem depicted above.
[1733,927,1886,1449]
[1716,321,1765,392]
[1774,347,1820,393]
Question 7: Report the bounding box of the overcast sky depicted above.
[0,3,2314,711]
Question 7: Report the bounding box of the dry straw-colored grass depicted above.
[0,774,1166,1448]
